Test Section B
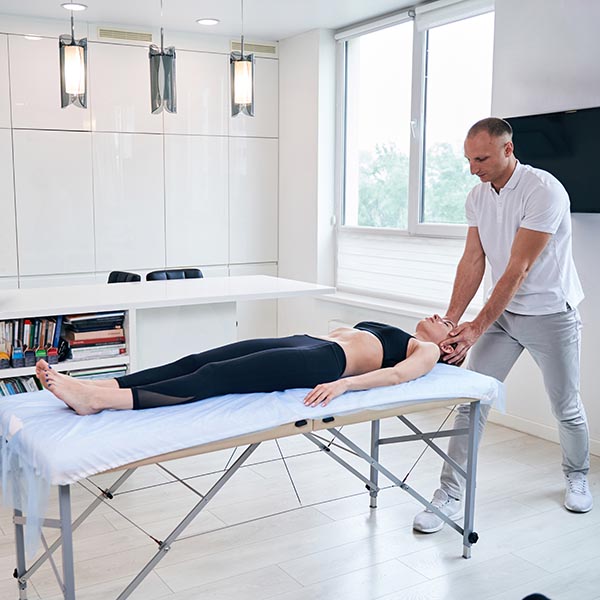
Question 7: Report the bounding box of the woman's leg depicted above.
[116,337,315,389]
[132,339,346,409]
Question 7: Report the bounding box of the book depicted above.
[65,327,124,341]
[70,345,127,360]
[68,338,126,348]
[53,315,63,348]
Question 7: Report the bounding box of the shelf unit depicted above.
[0,310,131,394]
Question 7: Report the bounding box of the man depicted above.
[413,117,592,534]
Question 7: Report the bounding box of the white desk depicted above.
[0,275,334,371]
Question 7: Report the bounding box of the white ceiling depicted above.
[0,0,420,41]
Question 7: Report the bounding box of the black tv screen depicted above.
[505,107,599,213]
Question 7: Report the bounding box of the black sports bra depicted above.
[354,321,414,368]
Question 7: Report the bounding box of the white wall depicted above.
[0,16,278,297]
[489,0,600,454]
[278,29,336,334]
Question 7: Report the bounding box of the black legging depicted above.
[116,335,347,410]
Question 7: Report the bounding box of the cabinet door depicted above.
[0,129,17,277]
[13,130,95,275]
[229,58,278,138]
[230,263,278,339]
[163,50,228,136]
[165,135,228,267]
[0,35,10,128]
[9,36,91,131]
[93,132,165,271]
[229,137,278,263]
[90,42,162,134]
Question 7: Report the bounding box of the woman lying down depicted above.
[36,316,457,416]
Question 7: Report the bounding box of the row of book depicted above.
[0,365,128,396]
[0,376,42,396]
[64,312,127,361]
[1,317,63,368]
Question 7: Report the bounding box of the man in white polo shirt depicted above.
[413,117,592,533]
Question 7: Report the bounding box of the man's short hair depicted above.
[467,117,513,139]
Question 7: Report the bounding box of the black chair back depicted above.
[146,268,204,281]
[108,271,141,284]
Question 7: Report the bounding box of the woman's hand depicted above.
[303,379,349,407]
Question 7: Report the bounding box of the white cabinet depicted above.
[230,263,278,339]
[229,58,278,138]
[19,273,97,288]
[164,135,228,268]
[0,35,10,128]
[90,42,162,134]
[0,129,17,277]
[9,36,91,131]
[163,50,228,136]
[229,137,278,264]
[0,277,17,290]
[93,132,165,271]
[13,130,95,275]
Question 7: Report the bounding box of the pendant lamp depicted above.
[230,0,255,117]
[149,1,177,114]
[59,3,87,109]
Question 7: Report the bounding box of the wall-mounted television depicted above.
[505,106,599,213]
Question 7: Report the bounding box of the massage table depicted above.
[0,363,503,600]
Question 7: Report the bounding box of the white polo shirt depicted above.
[465,162,584,315]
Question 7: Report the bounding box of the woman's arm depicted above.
[303,341,440,407]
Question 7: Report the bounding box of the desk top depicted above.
[0,276,334,319]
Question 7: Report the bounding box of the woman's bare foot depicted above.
[36,359,51,389]
[36,359,120,390]
[45,370,133,415]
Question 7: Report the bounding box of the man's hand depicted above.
[440,320,484,365]
[303,379,349,407]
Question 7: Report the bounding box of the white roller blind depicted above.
[337,228,483,308]
[416,0,494,31]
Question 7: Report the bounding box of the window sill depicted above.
[317,291,480,322]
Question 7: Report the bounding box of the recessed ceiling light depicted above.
[196,18,220,26]
[61,3,88,11]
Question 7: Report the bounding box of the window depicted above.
[336,0,494,307]
[422,12,495,224]
[344,22,413,229]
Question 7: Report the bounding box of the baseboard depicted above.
[489,409,600,457]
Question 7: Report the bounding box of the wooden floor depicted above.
[1,408,599,600]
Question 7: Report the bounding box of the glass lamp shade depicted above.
[149,45,177,114]
[59,35,87,108]
[63,44,85,94]
[230,53,255,117]
[233,60,253,104]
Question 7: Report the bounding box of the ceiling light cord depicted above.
[240,0,245,58]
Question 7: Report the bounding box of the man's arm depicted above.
[443,227,552,364]
[445,227,486,325]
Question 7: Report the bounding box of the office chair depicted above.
[145,268,204,281]
[107,271,141,283]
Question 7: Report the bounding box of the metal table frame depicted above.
[11,398,481,600]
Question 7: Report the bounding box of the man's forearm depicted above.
[446,255,485,324]
[473,265,527,332]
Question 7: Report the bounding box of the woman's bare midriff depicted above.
[311,327,385,377]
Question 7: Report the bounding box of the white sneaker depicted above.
[412,489,462,533]
[564,472,593,513]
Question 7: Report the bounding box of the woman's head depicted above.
[415,314,455,354]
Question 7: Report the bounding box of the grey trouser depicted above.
[440,307,589,500]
